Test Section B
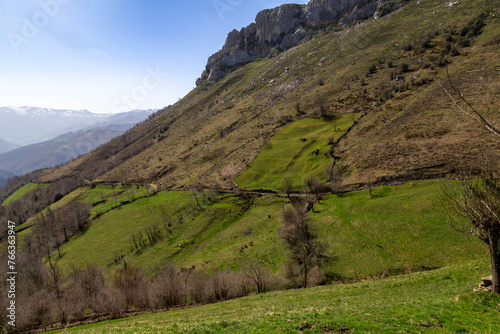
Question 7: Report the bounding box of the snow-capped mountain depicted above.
[0,107,155,146]
[0,106,103,118]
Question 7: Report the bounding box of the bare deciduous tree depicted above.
[437,68,500,139]
[439,70,500,293]
[242,259,270,294]
[280,176,295,199]
[280,202,320,288]
[442,168,500,293]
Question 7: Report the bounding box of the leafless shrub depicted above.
[188,271,210,304]
[280,176,295,199]
[17,290,53,328]
[210,270,232,301]
[242,260,274,294]
[96,287,126,318]
[153,263,185,308]
[230,271,253,298]
[112,264,150,309]
[72,265,106,310]
[303,175,325,202]
[307,266,326,287]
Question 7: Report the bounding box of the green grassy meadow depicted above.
[311,180,487,280]
[56,190,288,274]
[54,259,499,333]
[234,115,361,191]
[1,183,48,206]
[74,184,150,217]
[54,180,486,282]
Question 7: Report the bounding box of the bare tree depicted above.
[437,68,500,139]
[210,270,232,301]
[154,263,185,308]
[315,97,328,117]
[442,167,500,293]
[303,175,324,203]
[439,71,500,293]
[153,204,173,232]
[280,201,321,288]
[280,176,295,199]
[69,202,92,233]
[47,260,67,323]
[242,259,271,294]
[191,184,203,210]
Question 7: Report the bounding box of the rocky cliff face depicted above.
[197,0,408,85]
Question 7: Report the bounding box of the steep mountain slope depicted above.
[38,0,499,190]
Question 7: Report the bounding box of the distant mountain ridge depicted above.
[0,108,154,175]
[0,122,149,176]
[0,107,155,146]
[0,169,14,187]
[0,138,19,154]
[0,106,99,117]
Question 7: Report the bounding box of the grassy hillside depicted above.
[54,180,486,280]
[35,0,499,190]
[235,115,361,191]
[54,259,499,333]
[56,188,288,274]
[1,183,48,206]
[311,180,487,280]
[74,184,150,217]
[2,0,499,331]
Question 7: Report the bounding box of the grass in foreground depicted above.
[234,115,361,191]
[53,259,499,333]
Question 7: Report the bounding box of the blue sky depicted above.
[0,0,308,113]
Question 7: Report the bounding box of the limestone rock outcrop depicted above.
[197,0,409,85]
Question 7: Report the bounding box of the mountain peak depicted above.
[197,0,408,85]
[1,106,99,118]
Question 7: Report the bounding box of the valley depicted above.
[0,0,499,332]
